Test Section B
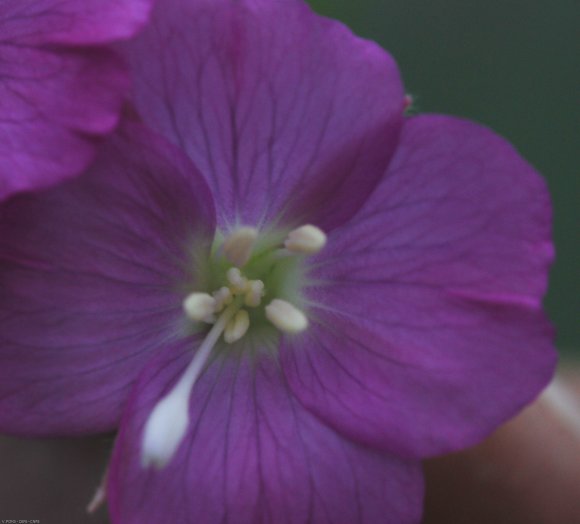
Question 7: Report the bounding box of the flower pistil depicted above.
[141,224,326,468]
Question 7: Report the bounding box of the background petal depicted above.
[0,122,215,436]
[0,46,128,200]
[0,0,155,201]
[282,115,556,457]
[108,347,422,524]
[1,0,154,44]
[120,0,405,230]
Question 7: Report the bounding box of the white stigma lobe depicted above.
[141,387,190,469]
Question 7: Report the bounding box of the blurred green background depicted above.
[310,0,579,355]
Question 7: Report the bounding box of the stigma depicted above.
[141,223,326,469]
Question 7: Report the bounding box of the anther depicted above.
[265,299,308,333]
[284,224,326,255]
[213,286,233,311]
[183,292,216,323]
[222,226,258,267]
[224,309,250,343]
[227,267,249,293]
[244,280,265,307]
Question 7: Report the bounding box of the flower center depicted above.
[141,224,326,469]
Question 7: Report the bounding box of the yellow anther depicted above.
[224,309,250,344]
[265,299,308,333]
[244,280,265,307]
[222,226,259,267]
[284,224,326,255]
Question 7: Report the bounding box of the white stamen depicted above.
[265,299,308,333]
[244,279,265,307]
[224,309,250,344]
[227,267,249,293]
[141,303,238,469]
[213,286,233,311]
[284,225,326,255]
[183,292,217,322]
[222,226,258,267]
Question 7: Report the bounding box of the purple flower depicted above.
[0,0,155,201]
[0,1,556,523]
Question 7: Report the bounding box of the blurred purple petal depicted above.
[2,0,154,45]
[0,47,128,199]
[0,0,155,200]
[0,122,215,435]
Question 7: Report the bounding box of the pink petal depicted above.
[0,122,215,435]
[120,0,405,229]
[0,47,128,200]
[2,0,154,45]
[0,0,156,200]
[108,346,423,523]
[283,115,556,457]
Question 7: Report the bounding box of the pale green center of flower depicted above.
[182,223,326,344]
[141,224,326,469]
